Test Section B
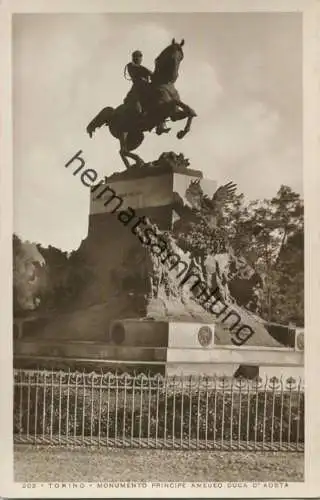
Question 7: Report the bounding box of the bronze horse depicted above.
[86,39,197,169]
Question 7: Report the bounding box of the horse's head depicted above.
[153,38,185,84]
[169,38,185,63]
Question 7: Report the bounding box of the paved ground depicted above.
[14,445,304,482]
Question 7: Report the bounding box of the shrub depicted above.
[13,383,304,444]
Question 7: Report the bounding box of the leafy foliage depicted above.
[13,236,93,315]
[37,245,93,312]
[175,184,304,326]
[13,234,46,315]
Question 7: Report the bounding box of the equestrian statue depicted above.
[86,39,197,169]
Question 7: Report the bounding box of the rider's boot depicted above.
[156,122,171,135]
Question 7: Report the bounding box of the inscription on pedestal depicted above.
[90,173,174,214]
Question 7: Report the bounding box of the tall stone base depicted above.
[24,159,216,341]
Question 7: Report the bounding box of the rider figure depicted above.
[124,50,170,135]
[124,50,152,114]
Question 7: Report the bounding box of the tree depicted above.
[220,185,304,324]
[13,236,94,316]
[13,234,46,315]
[37,245,94,312]
[267,229,304,325]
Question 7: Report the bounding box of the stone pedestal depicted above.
[68,161,217,340]
[20,159,217,342]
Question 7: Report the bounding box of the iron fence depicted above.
[13,369,304,451]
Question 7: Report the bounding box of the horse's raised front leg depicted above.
[176,114,194,139]
[170,100,197,139]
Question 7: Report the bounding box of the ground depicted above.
[14,445,304,483]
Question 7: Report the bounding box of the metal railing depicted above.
[13,369,304,451]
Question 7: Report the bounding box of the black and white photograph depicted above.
[1,0,319,497]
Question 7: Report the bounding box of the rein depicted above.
[123,64,132,81]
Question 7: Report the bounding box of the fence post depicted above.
[66,370,71,444]
[34,370,39,444]
[147,373,151,447]
[296,377,302,450]
[90,373,95,445]
[81,370,86,445]
[122,373,128,446]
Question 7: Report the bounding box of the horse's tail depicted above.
[86,106,115,137]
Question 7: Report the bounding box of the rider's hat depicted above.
[132,50,143,58]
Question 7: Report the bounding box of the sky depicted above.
[13,12,302,251]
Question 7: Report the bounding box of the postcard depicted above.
[0,0,319,497]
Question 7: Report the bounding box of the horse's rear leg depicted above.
[119,149,132,170]
[119,133,144,169]
[124,150,144,167]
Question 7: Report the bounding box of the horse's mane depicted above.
[155,45,176,66]
[155,44,182,66]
